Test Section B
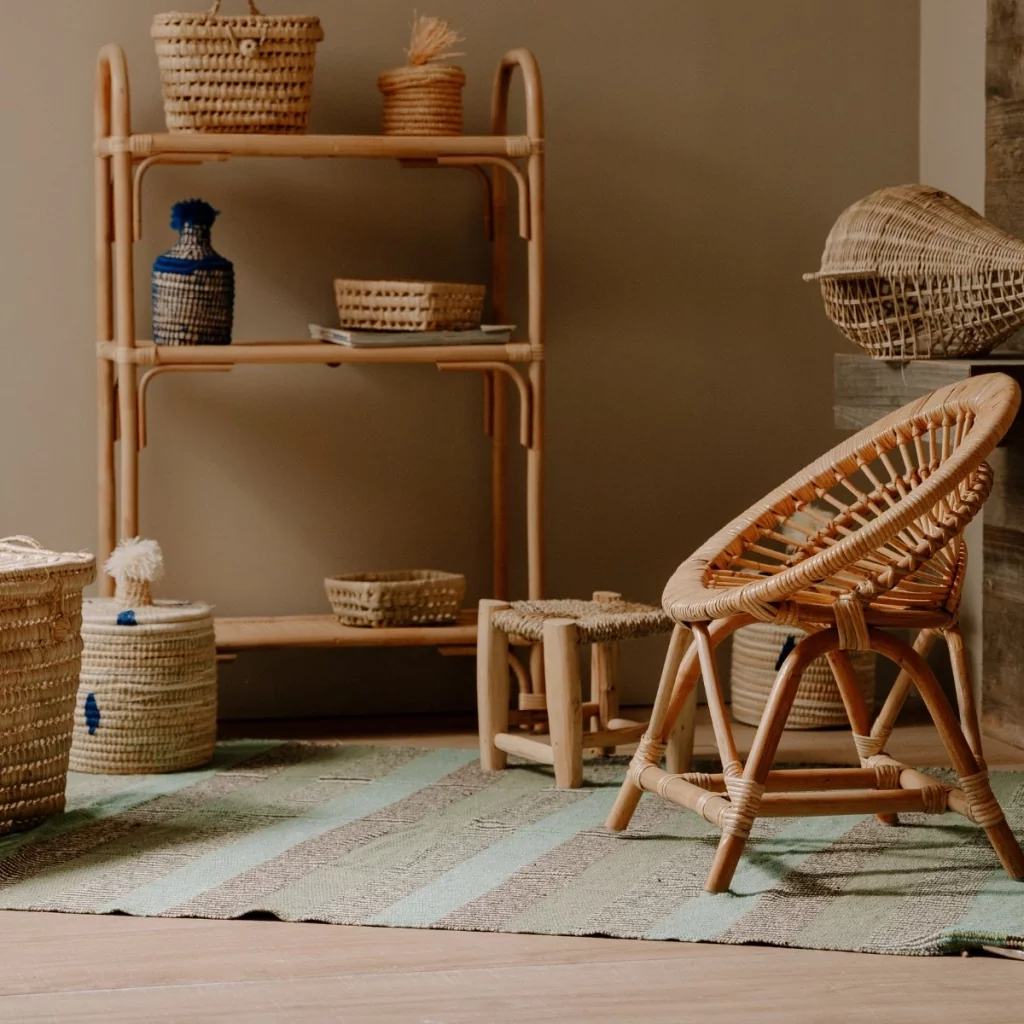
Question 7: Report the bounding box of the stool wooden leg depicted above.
[591,642,619,753]
[543,618,583,788]
[477,600,511,772]
[665,684,697,774]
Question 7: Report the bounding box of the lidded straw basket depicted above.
[378,15,466,136]
[805,184,1024,360]
[70,539,217,774]
[151,1,324,134]
[730,623,875,729]
[0,537,95,835]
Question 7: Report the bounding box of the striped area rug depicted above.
[0,741,1021,956]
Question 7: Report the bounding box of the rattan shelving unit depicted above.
[93,43,545,656]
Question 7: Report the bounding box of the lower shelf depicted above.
[215,610,478,651]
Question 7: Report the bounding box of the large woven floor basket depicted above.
[730,623,875,729]
[151,1,323,134]
[0,538,95,835]
[806,184,1024,360]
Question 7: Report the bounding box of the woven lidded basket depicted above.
[730,623,875,729]
[325,570,466,628]
[378,15,466,136]
[71,539,217,774]
[151,0,324,134]
[335,279,485,332]
[0,537,95,835]
[805,184,1024,360]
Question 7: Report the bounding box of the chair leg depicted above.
[705,628,835,893]
[543,618,583,788]
[944,626,985,761]
[870,628,1024,881]
[476,600,511,771]
[606,623,690,830]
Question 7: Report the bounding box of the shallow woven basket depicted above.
[378,64,465,136]
[70,551,217,774]
[151,0,324,134]
[334,279,485,332]
[0,537,95,835]
[805,184,1024,360]
[730,623,875,729]
[325,570,466,628]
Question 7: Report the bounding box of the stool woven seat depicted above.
[607,373,1024,894]
[492,598,671,644]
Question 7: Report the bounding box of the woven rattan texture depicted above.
[71,599,217,774]
[806,184,1024,360]
[151,1,323,134]
[0,538,95,835]
[492,598,672,644]
[730,623,875,728]
[334,279,484,332]
[325,571,466,628]
[378,64,465,136]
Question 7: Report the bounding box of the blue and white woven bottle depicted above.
[151,200,234,346]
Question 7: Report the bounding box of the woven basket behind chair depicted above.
[805,184,1024,360]
[151,1,323,134]
[0,538,95,835]
[730,623,875,729]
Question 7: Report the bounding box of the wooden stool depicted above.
[607,374,1024,893]
[476,591,693,788]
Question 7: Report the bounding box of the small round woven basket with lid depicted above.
[71,539,217,774]
[0,537,95,835]
[730,623,875,729]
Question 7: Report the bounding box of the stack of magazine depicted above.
[309,324,514,348]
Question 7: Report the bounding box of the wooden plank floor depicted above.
[2,708,1023,1022]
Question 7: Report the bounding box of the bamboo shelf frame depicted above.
[94,43,546,652]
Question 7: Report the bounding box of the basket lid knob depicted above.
[105,537,164,610]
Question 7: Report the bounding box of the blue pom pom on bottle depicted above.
[152,199,234,346]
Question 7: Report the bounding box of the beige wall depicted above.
[0,1,919,718]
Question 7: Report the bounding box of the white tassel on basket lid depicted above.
[105,537,164,609]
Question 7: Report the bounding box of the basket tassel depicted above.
[105,537,163,610]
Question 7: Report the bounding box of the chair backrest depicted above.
[663,373,1020,625]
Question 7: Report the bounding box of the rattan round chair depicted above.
[607,373,1024,894]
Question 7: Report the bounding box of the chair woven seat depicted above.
[492,599,671,644]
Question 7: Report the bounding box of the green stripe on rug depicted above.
[368,787,618,927]
[104,747,477,917]
[0,740,281,863]
[643,814,864,941]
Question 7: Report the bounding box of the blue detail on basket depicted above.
[85,693,101,735]
[116,609,137,626]
[775,634,797,671]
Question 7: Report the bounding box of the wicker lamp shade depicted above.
[0,538,95,835]
[730,623,875,729]
[70,539,217,775]
[805,184,1024,360]
[151,1,323,134]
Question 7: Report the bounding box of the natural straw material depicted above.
[492,598,671,644]
[151,1,324,134]
[0,537,95,835]
[731,623,874,729]
[378,15,466,136]
[335,278,485,332]
[325,570,465,628]
[805,184,1024,360]
[71,539,216,774]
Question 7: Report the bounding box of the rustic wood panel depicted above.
[987,0,1024,233]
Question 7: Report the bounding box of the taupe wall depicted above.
[0,1,919,718]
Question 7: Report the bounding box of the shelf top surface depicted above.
[98,132,541,162]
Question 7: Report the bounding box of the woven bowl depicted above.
[334,279,485,332]
[325,570,466,628]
